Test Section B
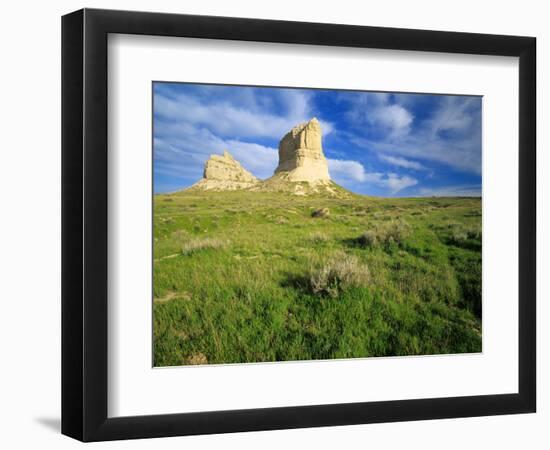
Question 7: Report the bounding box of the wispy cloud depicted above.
[328,159,418,194]
[427,96,479,136]
[154,85,333,140]
[344,93,481,174]
[378,154,426,171]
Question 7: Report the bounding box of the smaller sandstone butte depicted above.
[190,150,258,191]
[272,117,330,182]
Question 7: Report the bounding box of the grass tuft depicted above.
[309,252,371,298]
[309,231,330,243]
[181,237,228,255]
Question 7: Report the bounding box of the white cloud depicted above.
[155,93,286,139]
[370,104,413,136]
[345,92,413,138]
[278,89,310,121]
[225,140,278,179]
[378,154,426,171]
[318,120,334,136]
[154,88,333,140]
[328,159,368,182]
[328,159,417,194]
[382,173,419,193]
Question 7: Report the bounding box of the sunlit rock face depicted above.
[190,150,258,190]
[273,117,331,182]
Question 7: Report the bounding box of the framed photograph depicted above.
[62,8,536,441]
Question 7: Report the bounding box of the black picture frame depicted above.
[62,8,536,442]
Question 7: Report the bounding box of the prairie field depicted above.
[153,190,482,366]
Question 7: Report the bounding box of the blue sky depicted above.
[153,82,482,197]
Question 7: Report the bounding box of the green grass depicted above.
[153,190,482,366]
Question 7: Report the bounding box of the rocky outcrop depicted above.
[271,117,330,182]
[190,150,258,191]
[186,119,349,197]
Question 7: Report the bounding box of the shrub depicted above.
[181,237,227,255]
[311,207,330,218]
[309,253,371,298]
[449,229,468,245]
[357,230,378,248]
[380,220,412,244]
[447,223,481,246]
[356,220,411,248]
[466,225,482,240]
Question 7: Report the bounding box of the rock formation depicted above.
[186,119,349,197]
[271,117,330,182]
[190,150,258,191]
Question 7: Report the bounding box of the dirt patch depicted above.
[186,353,208,365]
[312,207,330,218]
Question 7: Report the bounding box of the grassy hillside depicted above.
[153,190,482,366]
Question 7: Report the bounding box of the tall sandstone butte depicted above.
[272,117,331,182]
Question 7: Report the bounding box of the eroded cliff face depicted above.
[190,150,258,191]
[272,118,331,182]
